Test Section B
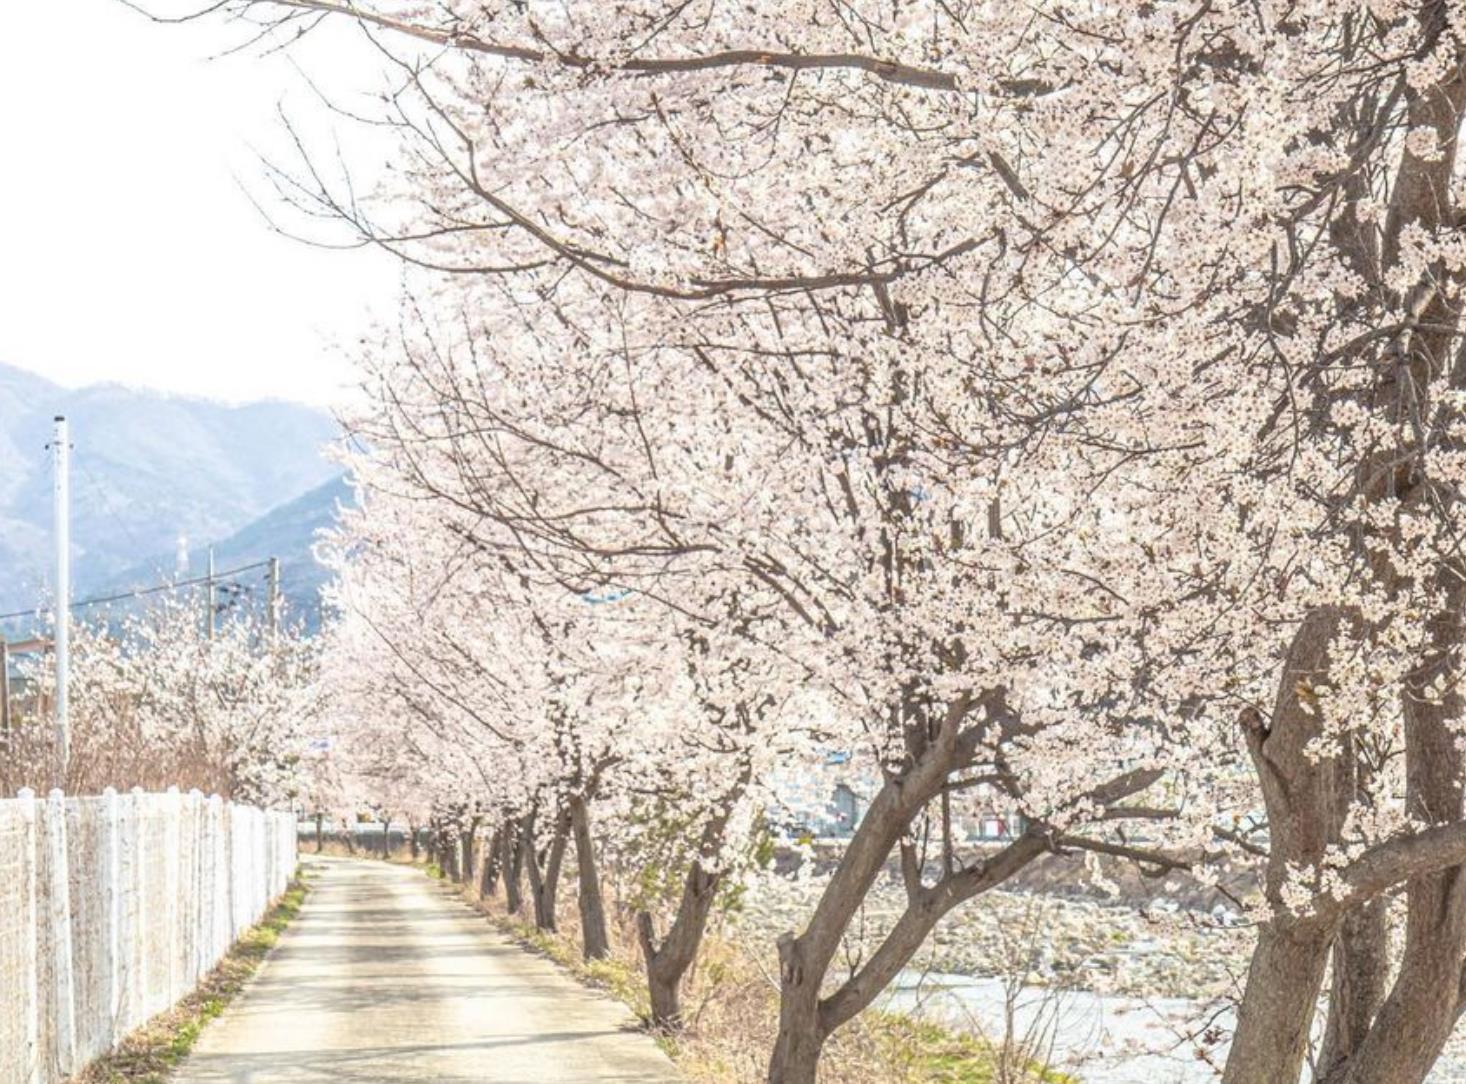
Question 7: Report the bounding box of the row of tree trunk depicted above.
[426,795,720,1034]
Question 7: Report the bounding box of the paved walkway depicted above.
[174,857,679,1084]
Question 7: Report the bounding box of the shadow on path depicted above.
[173,857,679,1084]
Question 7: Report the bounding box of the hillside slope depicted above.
[103,474,354,630]
[0,363,341,619]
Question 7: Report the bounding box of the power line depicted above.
[0,560,274,623]
[75,459,171,585]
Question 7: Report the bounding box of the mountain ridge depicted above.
[0,362,346,626]
[100,473,353,631]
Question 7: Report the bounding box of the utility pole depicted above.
[267,557,281,638]
[1,639,10,731]
[206,545,216,640]
[52,416,70,778]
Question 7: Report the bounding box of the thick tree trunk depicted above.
[1224,611,1352,1084]
[1325,868,1466,1084]
[633,762,759,1031]
[479,825,504,900]
[523,812,571,930]
[644,954,683,1030]
[1317,897,1390,1080]
[1221,920,1335,1084]
[503,824,526,914]
[637,859,723,1029]
[818,833,1047,1036]
[1325,685,1466,1084]
[769,935,827,1084]
[767,726,959,1083]
[409,819,420,861]
[765,711,1144,1084]
[314,812,324,854]
[446,833,461,882]
[1318,42,1466,1084]
[461,817,480,884]
[570,795,610,960]
[768,825,1050,1083]
[382,817,392,860]
[522,830,542,920]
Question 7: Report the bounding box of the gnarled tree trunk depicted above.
[638,858,722,1029]
[1316,889,1390,1079]
[1234,47,1466,1084]
[1223,611,1352,1084]
[503,821,526,914]
[524,810,571,930]
[569,795,610,960]
[1323,633,1466,1084]
[765,696,1096,1083]
[461,815,481,884]
[766,697,1152,1083]
[1224,920,1336,1084]
[480,824,504,900]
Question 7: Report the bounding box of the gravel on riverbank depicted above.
[727,870,1255,1001]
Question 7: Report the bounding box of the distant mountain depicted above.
[0,362,344,627]
[104,474,354,632]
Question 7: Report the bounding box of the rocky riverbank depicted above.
[727,870,1254,1001]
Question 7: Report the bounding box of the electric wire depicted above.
[0,560,273,623]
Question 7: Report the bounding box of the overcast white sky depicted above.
[0,2,401,408]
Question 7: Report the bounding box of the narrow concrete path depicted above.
[174,857,679,1084]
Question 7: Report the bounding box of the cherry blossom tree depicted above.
[142,2,1466,1081]
[318,428,791,1011]
[14,594,320,804]
[327,278,1187,1079]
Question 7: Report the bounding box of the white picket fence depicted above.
[0,788,297,1084]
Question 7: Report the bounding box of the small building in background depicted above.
[1,636,51,729]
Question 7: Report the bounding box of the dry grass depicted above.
[73,874,310,1084]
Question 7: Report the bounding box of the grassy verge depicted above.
[426,866,1073,1084]
[75,873,311,1084]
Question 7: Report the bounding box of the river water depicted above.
[880,971,1466,1083]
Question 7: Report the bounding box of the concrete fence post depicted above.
[163,786,181,1005]
[208,795,224,963]
[4,789,291,1083]
[254,809,264,916]
[279,813,291,894]
[45,788,77,1078]
[227,805,239,941]
[253,810,263,920]
[130,786,147,1019]
[102,786,122,1046]
[17,788,40,1084]
[199,796,210,968]
[118,786,136,1036]
[248,808,259,917]
[265,811,276,900]
[195,791,208,978]
[186,790,202,983]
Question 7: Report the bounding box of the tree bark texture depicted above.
[570,795,610,960]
